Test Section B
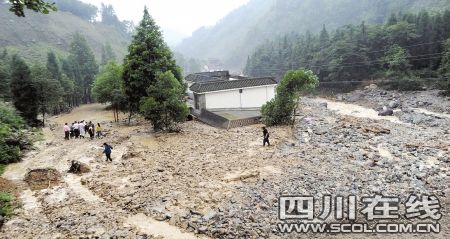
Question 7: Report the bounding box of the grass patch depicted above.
[0,164,6,176]
[0,192,14,217]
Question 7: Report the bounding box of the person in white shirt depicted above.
[79,121,85,138]
[63,123,70,140]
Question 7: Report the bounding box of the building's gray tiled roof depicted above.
[190,77,277,93]
[186,71,230,83]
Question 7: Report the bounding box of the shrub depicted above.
[261,69,319,126]
[0,101,27,164]
[0,192,14,217]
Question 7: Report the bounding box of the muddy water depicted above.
[413,108,450,119]
[20,189,40,212]
[64,174,103,202]
[314,98,405,124]
[126,213,205,239]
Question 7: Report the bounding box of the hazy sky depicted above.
[80,0,250,37]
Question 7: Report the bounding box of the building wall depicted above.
[203,85,276,109]
[241,86,276,108]
[194,93,206,110]
[205,90,241,109]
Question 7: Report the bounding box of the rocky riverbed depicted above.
[0,89,449,238]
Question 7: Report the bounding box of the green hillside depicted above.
[177,0,450,71]
[0,6,129,64]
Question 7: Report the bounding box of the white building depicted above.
[190,77,277,110]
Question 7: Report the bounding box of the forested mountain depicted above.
[176,0,450,70]
[245,10,450,92]
[0,1,130,63]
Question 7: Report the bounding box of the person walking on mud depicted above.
[84,121,89,137]
[70,122,75,139]
[262,127,270,146]
[63,123,70,140]
[103,143,113,162]
[88,123,95,140]
[96,123,102,138]
[74,121,80,138]
[79,121,86,138]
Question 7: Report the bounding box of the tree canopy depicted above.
[7,0,57,17]
[261,69,319,126]
[31,64,63,126]
[54,0,97,21]
[0,54,11,101]
[245,10,450,91]
[67,32,99,104]
[10,55,39,124]
[122,7,182,120]
[0,101,26,164]
[438,39,450,94]
[139,71,188,131]
[92,62,127,122]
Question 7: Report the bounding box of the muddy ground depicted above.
[0,88,449,239]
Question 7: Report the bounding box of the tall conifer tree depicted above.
[123,7,182,118]
[10,55,39,123]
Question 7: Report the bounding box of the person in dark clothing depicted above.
[84,121,89,136]
[70,123,75,139]
[88,123,95,140]
[103,143,113,162]
[262,127,270,146]
[74,121,80,138]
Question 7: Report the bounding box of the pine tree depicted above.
[319,25,330,47]
[31,64,63,126]
[68,33,99,104]
[387,13,398,26]
[0,57,11,101]
[10,55,39,124]
[123,7,182,120]
[46,51,61,80]
[101,43,117,65]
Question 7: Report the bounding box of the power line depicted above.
[246,39,448,73]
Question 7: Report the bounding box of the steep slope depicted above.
[0,7,129,63]
[177,0,450,70]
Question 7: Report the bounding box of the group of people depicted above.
[63,121,103,140]
[62,121,113,162]
[62,122,269,162]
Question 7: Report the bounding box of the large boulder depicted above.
[68,161,91,174]
[378,108,394,116]
[388,100,400,109]
[365,84,378,90]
